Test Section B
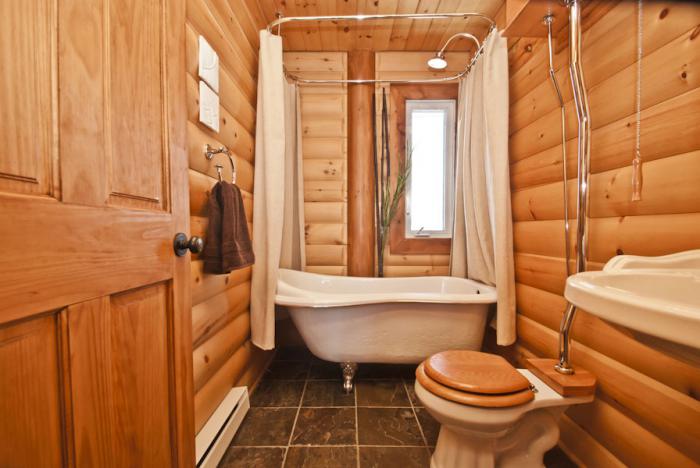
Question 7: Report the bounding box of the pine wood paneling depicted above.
[506,2,700,465]
[287,52,349,275]
[187,0,272,434]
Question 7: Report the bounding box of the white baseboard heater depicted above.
[195,387,250,468]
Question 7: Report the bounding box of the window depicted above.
[405,100,456,239]
[388,84,456,255]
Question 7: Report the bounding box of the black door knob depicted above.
[173,233,204,256]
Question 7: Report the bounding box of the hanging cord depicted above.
[544,15,571,277]
[631,0,644,201]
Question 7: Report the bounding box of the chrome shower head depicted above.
[427,54,448,70]
[428,32,482,71]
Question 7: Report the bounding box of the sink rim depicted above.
[565,269,700,350]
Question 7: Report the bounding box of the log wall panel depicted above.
[287,53,350,275]
[304,181,346,203]
[514,213,700,263]
[512,150,700,219]
[559,414,625,468]
[305,266,348,276]
[505,2,700,464]
[187,0,272,435]
[191,282,250,348]
[193,311,250,392]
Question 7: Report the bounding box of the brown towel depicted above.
[203,181,255,274]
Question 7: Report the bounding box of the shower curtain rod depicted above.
[266,12,495,33]
[267,13,496,85]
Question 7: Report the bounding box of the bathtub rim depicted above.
[275,269,497,308]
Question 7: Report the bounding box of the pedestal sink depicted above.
[565,250,700,351]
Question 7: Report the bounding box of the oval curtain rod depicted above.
[267,13,496,85]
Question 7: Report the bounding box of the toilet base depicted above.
[430,407,563,468]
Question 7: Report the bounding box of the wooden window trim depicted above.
[388,83,458,255]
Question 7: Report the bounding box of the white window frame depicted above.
[404,99,456,239]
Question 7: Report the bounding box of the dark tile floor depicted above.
[219,347,577,468]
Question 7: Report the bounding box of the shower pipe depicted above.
[543,15,571,278]
[556,0,591,375]
[266,13,495,85]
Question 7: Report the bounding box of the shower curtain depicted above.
[450,29,516,346]
[251,31,305,350]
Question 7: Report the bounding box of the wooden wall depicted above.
[185,0,273,434]
[375,52,469,277]
[285,52,350,276]
[503,2,700,466]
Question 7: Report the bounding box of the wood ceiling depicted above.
[253,0,505,52]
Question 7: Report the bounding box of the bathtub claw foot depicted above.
[340,362,358,394]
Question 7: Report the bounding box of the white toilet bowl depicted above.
[415,369,593,468]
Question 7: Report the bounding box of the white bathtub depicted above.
[275,269,496,365]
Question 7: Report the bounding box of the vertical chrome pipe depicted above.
[543,15,571,279]
[555,0,591,375]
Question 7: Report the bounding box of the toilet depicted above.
[414,350,593,468]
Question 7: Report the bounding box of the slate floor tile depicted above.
[232,408,297,446]
[219,447,285,468]
[357,408,424,446]
[359,447,431,468]
[292,408,356,445]
[284,447,357,468]
[356,380,411,407]
[303,380,355,407]
[251,380,305,407]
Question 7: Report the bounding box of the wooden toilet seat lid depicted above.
[424,350,532,395]
[416,363,535,408]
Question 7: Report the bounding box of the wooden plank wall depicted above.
[375,52,469,277]
[284,52,349,276]
[502,2,700,466]
[185,0,273,434]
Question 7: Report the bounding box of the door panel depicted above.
[108,0,166,210]
[0,316,64,467]
[0,0,193,465]
[0,0,55,196]
[68,284,173,466]
[0,196,172,324]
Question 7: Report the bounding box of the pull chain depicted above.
[631,0,643,201]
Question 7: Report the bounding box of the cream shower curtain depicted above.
[450,29,516,346]
[251,31,305,350]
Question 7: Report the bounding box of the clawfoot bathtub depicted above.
[275,269,496,392]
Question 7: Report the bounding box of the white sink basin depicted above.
[565,250,700,350]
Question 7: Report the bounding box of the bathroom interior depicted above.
[1,0,699,467]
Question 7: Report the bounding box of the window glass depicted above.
[405,100,456,238]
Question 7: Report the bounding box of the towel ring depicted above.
[204,144,236,184]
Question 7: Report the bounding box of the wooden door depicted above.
[0,0,194,466]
